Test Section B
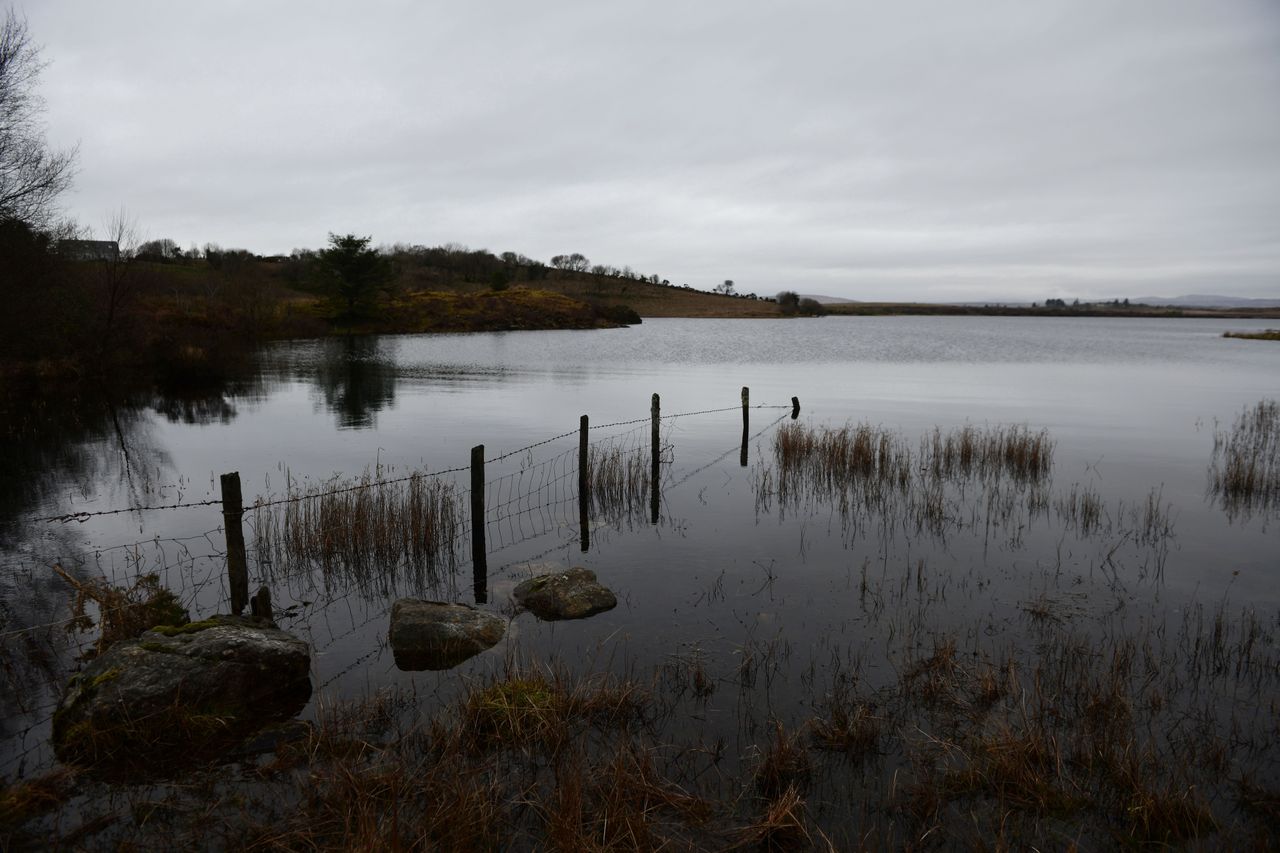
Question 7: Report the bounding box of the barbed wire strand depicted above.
[31,401,795,524]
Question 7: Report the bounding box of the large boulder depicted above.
[513,567,617,621]
[388,599,505,671]
[52,615,311,775]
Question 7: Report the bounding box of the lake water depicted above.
[2,316,1278,820]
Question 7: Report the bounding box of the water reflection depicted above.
[310,336,399,429]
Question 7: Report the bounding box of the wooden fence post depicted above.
[579,415,590,553]
[650,393,661,524]
[471,445,487,603]
[740,386,750,467]
[220,472,249,616]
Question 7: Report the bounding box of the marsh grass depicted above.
[922,424,1054,483]
[1224,329,1280,342]
[253,467,461,589]
[0,769,77,831]
[9,606,1278,850]
[587,442,651,526]
[1209,399,1280,516]
[459,665,647,754]
[810,691,882,760]
[764,421,1057,545]
[1055,482,1107,535]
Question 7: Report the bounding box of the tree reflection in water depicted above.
[311,335,399,430]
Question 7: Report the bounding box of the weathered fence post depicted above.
[791,396,801,419]
[650,393,661,524]
[220,472,249,616]
[740,386,750,467]
[471,445,487,603]
[579,414,590,553]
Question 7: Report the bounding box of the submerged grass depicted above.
[7,599,1279,849]
[587,442,651,526]
[1209,398,1280,517]
[253,467,461,589]
[8,417,1279,849]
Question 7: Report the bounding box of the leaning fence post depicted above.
[471,445,487,603]
[220,472,249,616]
[579,415,590,553]
[741,386,750,467]
[650,393,661,524]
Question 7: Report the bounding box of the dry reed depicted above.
[253,468,461,585]
[1209,399,1280,516]
[587,443,651,525]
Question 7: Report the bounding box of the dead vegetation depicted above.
[253,466,461,591]
[52,565,189,657]
[9,596,1276,851]
[587,442,651,526]
[1209,398,1280,517]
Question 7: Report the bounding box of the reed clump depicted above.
[811,696,881,759]
[459,667,646,752]
[764,421,1055,544]
[1209,399,1280,516]
[253,468,460,583]
[921,424,1054,483]
[754,721,812,799]
[775,421,912,500]
[587,443,651,525]
[1223,329,1280,341]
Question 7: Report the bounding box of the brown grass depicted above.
[1209,399,1280,516]
[253,467,460,586]
[754,721,812,800]
[587,443,651,525]
[811,697,882,759]
[922,424,1054,483]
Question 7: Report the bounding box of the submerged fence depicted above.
[0,388,798,779]
[16,388,799,627]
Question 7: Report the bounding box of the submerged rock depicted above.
[513,567,617,621]
[52,615,311,775]
[388,599,505,671]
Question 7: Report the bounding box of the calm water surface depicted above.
[2,316,1277,781]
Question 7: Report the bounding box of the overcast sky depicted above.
[23,1,1280,301]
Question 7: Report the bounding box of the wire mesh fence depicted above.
[1,391,796,782]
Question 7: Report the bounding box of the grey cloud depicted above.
[25,0,1280,300]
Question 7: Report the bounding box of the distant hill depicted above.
[799,294,858,305]
[1131,294,1280,308]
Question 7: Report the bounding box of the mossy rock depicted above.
[513,567,617,621]
[52,615,311,777]
[388,600,505,671]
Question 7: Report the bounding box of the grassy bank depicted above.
[1225,329,1280,341]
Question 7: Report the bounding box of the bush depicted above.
[592,304,642,326]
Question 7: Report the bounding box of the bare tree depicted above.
[97,207,141,350]
[550,252,589,272]
[0,10,77,227]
